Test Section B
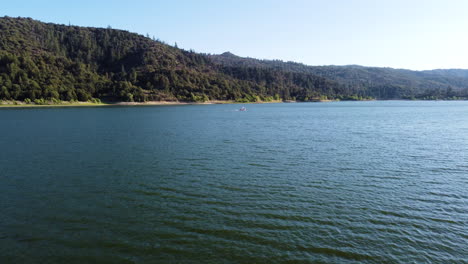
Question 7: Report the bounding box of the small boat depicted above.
[239,107,247,111]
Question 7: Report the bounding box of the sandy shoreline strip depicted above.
[0,100,285,107]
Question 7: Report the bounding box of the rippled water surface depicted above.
[1,101,467,263]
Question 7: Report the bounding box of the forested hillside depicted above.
[210,53,468,100]
[1,16,468,103]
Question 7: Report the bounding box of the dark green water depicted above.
[0,101,467,263]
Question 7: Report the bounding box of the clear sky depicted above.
[2,0,468,70]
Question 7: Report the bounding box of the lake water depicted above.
[0,101,467,263]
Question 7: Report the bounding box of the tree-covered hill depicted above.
[0,16,347,103]
[210,53,468,100]
[1,16,468,103]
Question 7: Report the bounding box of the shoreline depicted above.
[1,98,465,108]
[0,100,283,108]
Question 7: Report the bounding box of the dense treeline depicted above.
[1,16,468,103]
[211,53,468,100]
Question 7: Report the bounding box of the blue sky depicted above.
[2,0,468,70]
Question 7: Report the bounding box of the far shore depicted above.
[0,99,284,108]
[2,98,464,108]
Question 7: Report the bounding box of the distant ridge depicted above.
[1,16,468,103]
[220,51,239,58]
